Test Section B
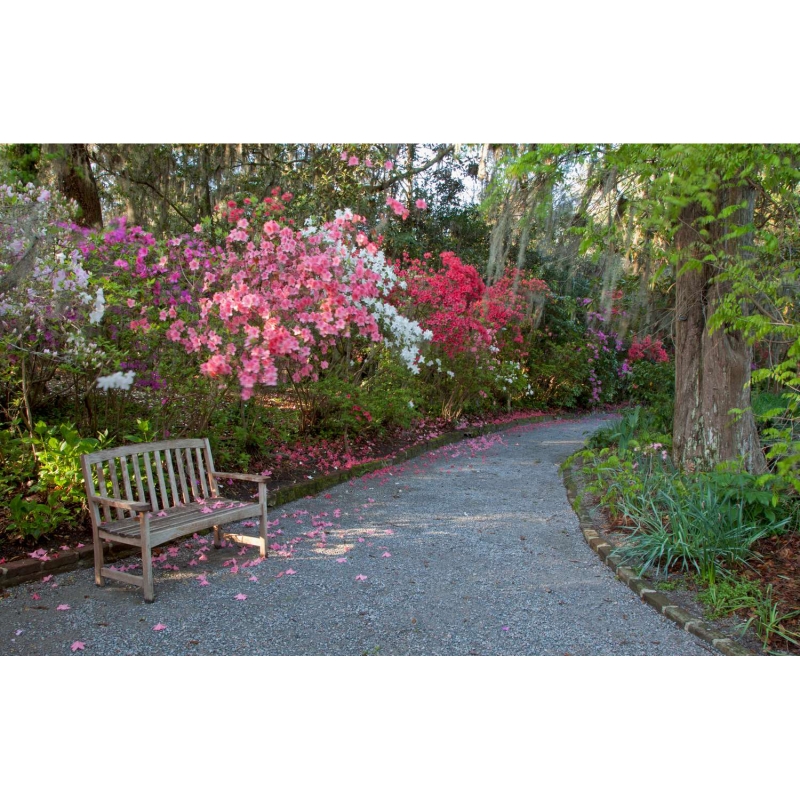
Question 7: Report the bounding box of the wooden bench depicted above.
[80,438,268,602]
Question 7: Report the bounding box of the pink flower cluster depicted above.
[627,335,669,363]
[181,201,392,398]
[386,196,410,220]
[395,251,548,362]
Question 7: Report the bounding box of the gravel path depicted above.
[0,414,716,656]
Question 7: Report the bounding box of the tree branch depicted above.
[371,145,455,193]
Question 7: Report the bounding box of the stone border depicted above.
[1,412,571,592]
[561,458,757,656]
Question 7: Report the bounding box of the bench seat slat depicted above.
[98,498,260,538]
[98,530,143,546]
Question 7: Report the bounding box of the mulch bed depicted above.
[745,533,800,652]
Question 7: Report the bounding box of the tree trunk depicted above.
[673,197,766,473]
[406,144,415,205]
[48,144,103,228]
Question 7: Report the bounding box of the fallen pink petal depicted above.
[235,593,247,600]
[56,604,71,611]
[152,623,167,631]
[355,575,368,581]
[71,641,85,652]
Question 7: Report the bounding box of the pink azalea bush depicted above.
[390,250,549,416]
[63,190,433,403]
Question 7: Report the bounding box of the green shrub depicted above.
[527,340,591,409]
[30,421,110,508]
[626,359,674,405]
[579,415,793,587]
[302,355,421,439]
[704,461,793,526]
[0,421,110,540]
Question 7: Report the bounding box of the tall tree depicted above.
[608,144,795,473]
[673,186,764,472]
[46,144,103,228]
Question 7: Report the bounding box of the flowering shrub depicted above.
[583,312,624,406]
[626,335,669,364]
[391,250,548,417]
[0,184,124,432]
[612,334,674,426]
[154,197,432,401]
[42,192,433,436]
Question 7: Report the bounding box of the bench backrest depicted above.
[81,438,219,523]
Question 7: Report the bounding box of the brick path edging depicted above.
[561,458,757,657]
[1,412,572,592]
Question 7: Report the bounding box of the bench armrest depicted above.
[211,471,270,484]
[86,494,151,512]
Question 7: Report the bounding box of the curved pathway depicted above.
[0,414,716,655]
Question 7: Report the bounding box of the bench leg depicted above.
[93,530,105,587]
[258,483,268,558]
[140,514,155,602]
[213,525,222,549]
